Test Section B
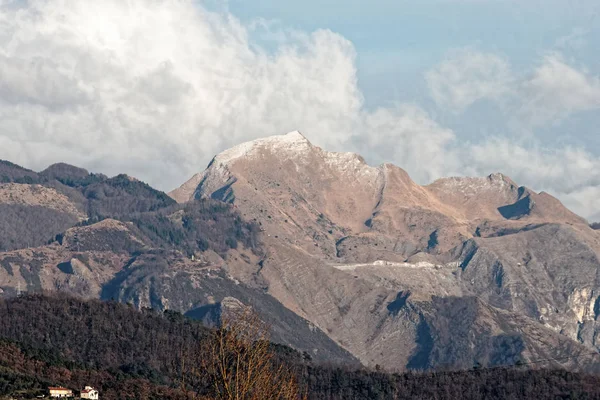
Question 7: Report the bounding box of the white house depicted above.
[80,386,99,400]
[49,387,73,398]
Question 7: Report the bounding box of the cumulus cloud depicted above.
[360,105,460,182]
[426,49,600,127]
[519,54,600,127]
[0,0,451,188]
[0,0,364,186]
[1,0,600,220]
[425,49,514,112]
[464,138,600,220]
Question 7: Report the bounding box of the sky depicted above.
[0,0,600,220]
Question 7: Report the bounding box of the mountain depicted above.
[0,160,356,365]
[171,131,600,370]
[2,131,600,375]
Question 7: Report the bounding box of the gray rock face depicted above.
[456,223,600,345]
[100,249,359,366]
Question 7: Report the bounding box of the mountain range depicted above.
[2,131,600,372]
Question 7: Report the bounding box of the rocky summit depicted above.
[2,131,600,372]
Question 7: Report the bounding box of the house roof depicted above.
[49,387,72,391]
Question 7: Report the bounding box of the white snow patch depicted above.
[322,151,380,180]
[214,131,310,165]
[211,130,379,180]
[332,260,458,271]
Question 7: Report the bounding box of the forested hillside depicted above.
[1,295,600,400]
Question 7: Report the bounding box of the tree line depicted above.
[1,295,600,399]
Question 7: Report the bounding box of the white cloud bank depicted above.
[426,49,600,127]
[520,54,600,127]
[423,49,600,219]
[425,49,513,112]
[0,0,600,220]
[0,0,367,185]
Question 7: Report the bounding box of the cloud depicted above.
[360,104,460,183]
[464,138,600,220]
[0,0,364,185]
[425,49,514,112]
[555,27,589,52]
[518,54,600,127]
[0,0,446,188]
[1,0,600,220]
[426,49,600,128]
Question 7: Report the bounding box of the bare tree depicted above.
[193,305,302,400]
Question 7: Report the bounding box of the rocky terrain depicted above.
[0,157,355,365]
[172,131,600,370]
[1,131,600,372]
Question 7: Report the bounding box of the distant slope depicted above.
[0,183,84,251]
[0,161,176,251]
[83,174,176,218]
[39,162,105,186]
[0,160,39,183]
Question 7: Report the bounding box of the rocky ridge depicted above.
[171,131,600,370]
[1,131,600,372]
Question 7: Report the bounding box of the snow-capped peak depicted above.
[212,131,311,166]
